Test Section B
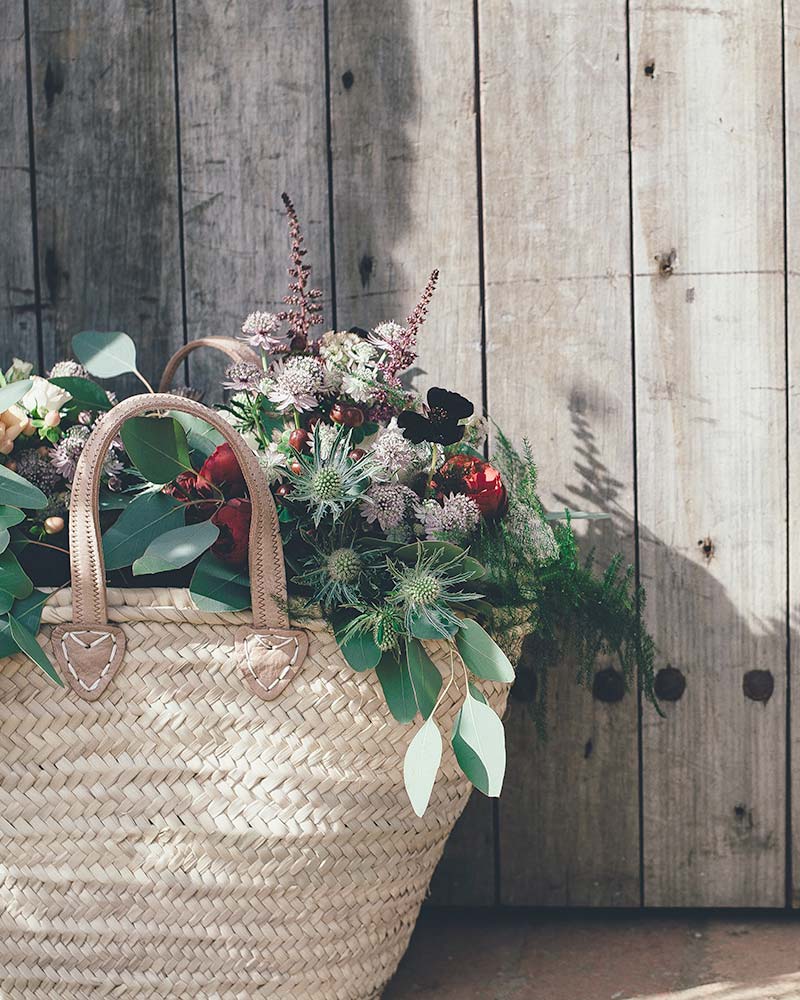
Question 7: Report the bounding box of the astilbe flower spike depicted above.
[372,269,439,389]
[276,192,324,351]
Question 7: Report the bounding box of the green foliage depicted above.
[72,331,138,380]
[120,416,192,484]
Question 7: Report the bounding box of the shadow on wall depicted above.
[511,391,785,718]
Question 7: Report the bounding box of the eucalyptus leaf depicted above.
[409,610,458,640]
[7,613,62,685]
[395,540,466,564]
[170,411,224,460]
[456,618,515,683]
[406,638,442,719]
[0,589,47,658]
[332,611,382,672]
[0,550,33,602]
[190,551,250,612]
[133,519,219,576]
[48,376,112,412]
[403,716,443,817]
[72,331,138,379]
[452,686,506,796]
[0,379,32,412]
[0,506,25,529]
[102,491,185,570]
[376,649,418,724]
[0,528,9,554]
[120,415,192,484]
[0,465,47,509]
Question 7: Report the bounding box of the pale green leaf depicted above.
[102,492,185,570]
[132,519,218,576]
[0,379,32,412]
[403,716,443,817]
[6,613,62,685]
[48,375,112,412]
[0,465,47,509]
[72,331,138,379]
[120,415,192,484]
[406,638,442,719]
[170,411,224,459]
[456,618,515,683]
[376,649,418,723]
[452,686,506,796]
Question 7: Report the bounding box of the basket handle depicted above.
[68,393,288,629]
[157,337,259,392]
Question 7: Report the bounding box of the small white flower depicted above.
[368,321,403,352]
[361,482,417,533]
[319,330,377,368]
[370,418,429,477]
[241,310,285,351]
[421,493,481,542]
[5,358,34,383]
[341,365,378,405]
[21,375,72,415]
[257,442,287,484]
[267,356,324,412]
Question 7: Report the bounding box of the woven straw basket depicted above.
[0,393,508,1000]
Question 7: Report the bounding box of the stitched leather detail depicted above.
[68,393,289,631]
[235,627,309,702]
[157,338,259,393]
[51,625,126,702]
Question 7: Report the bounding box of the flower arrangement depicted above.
[0,195,655,814]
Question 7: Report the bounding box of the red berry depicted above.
[289,428,309,452]
[275,483,293,500]
[330,403,347,425]
[348,448,366,461]
[290,459,303,475]
[344,406,365,428]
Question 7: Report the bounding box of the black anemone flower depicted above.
[397,387,474,445]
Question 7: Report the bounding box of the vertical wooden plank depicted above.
[633,0,786,906]
[328,0,483,407]
[175,0,331,398]
[783,0,800,909]
[0,1,38,361]
[30,0,182,384]
[328,2,487,904]
[482,0,640,906]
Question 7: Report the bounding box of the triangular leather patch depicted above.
[51,625,126,702]
[235,627,309,701]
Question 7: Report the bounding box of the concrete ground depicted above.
[384,910,800,1000]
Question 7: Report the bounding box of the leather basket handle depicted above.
[53,394,307,702]
[158,337,259,393]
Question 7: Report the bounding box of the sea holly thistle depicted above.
[284,424,377,526]
[387,548,482,640]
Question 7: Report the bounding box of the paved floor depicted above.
[384,910,800,1000]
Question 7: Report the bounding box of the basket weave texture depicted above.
[0,588,508,999]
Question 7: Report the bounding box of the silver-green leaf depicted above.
[72,331,138,379]
[132,519,219,576]
[455,618,515,683]
[403,715,443,817]
[452,685,506,796]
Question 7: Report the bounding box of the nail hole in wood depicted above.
[743,669,774,703]
[342,69,354,89]
[654,666,686,702]
[697,536,714,561]
[358,253,374,289]
[592,667,625,703]
[655,249,677,276]
[584,739,593,759]
[644,61,655,77]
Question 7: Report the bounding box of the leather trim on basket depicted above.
[51,624,126,702]
[235,626,309,701]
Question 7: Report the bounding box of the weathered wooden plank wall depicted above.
[0,0,793,907]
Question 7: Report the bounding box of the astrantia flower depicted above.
[285,424,376,526]
[368,321,404,353]
[369,418,429,477]
[241,310,285,351]
[49,426,90,482]
[388,549,480,638]
[397,387,474,446]
[48,360,89,380]
[341,365,379,405]
[256,442,287,484]
[361,482,418,533]
[421,492,481,543]
[16,448,64,495]
[267,356,324,412]
[223,361,263,392]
